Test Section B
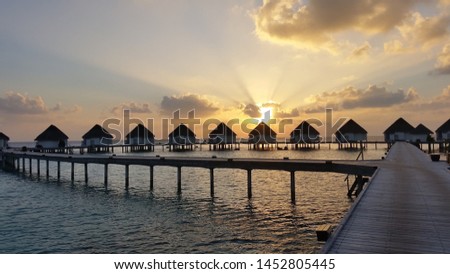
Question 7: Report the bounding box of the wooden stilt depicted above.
[125,164,129,190]
[46,160,49,179]
[29,158,32,175]
[71,162,75,182]
[177,166,182,195]
[104,164,108,186]
[84,163,88,184]
[57,161,61,181]
[290,171,296,203]
[210,168,214,198]
[22,157,25,173]
[150,166,154,191]
[247,169,252,199]
[37,159,40,177]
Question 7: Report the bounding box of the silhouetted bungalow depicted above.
[82,124,113,153]
[411,124,433,143]
[248,122,277,150]
[384,118,415,142]
[436,119,450,141]
[335,119,367,149]
[0,132,10,149]
[125,124,155,152]
[290,121,320,149]
[208,122,238,150]
[35,125,69,153]
[168,124,196,151]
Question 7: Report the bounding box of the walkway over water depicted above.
[0,150,377,203]
[323,142,450,253]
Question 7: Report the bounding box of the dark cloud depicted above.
[160,94,219,117]
[0,91,49,114]
[303,85,420,113]
[242,103,261,117]
[399,13,450,47]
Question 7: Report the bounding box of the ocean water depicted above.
[0,144,387,254]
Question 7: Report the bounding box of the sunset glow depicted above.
[0,0,449,141]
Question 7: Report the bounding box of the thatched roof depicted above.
[249,122,277,137]
[383,118,415,134]
[436,118,450,133]
[126,124,154,139]
[413,124,432,135]
[0,132,10,141]
[209,122,236,137]
[35,125,69,141]
[290,121,320,136]
[337,119,367,134]
[168,124,195,138]
[82,124,113,139]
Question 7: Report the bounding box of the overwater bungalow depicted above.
[125,124,155,152]
[411,124,433,143]
[384,118,415,143]
[34,125,69,153]
[289,121,320,149]
[248,122,277,150]
[167,124,196,151]
[82,124,113,153]
[0,132,10,149]
[335,119,367,149]
[208,122,238,150]
[436,118,450,141]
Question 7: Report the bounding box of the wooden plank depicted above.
[324,142,450,254]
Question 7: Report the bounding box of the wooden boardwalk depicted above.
[323,142,450,253]
[0,151,376,203]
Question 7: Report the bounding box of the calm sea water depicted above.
[0,144,387,254]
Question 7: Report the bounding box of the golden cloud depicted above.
[431,43,450,74]
[254,0,418,51]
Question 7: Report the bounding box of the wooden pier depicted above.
[323,142,450,253]
[0,150,376,203]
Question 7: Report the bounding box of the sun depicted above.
[259,106,273,122]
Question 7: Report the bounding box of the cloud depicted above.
[398,12,450,47]
[111,102,152,114]
[405,85,450,110]
[275,107,300,118]
[0,91,49,114]
[347,42,372,60]
[303,85,419,113]
[242,103,261,117]
[431,43,450,74]
[383,40,412,54]
[240,102,300,118]
[253,0,418,51]
[160,94,220,116]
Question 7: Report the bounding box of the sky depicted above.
[0,0,449,141]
